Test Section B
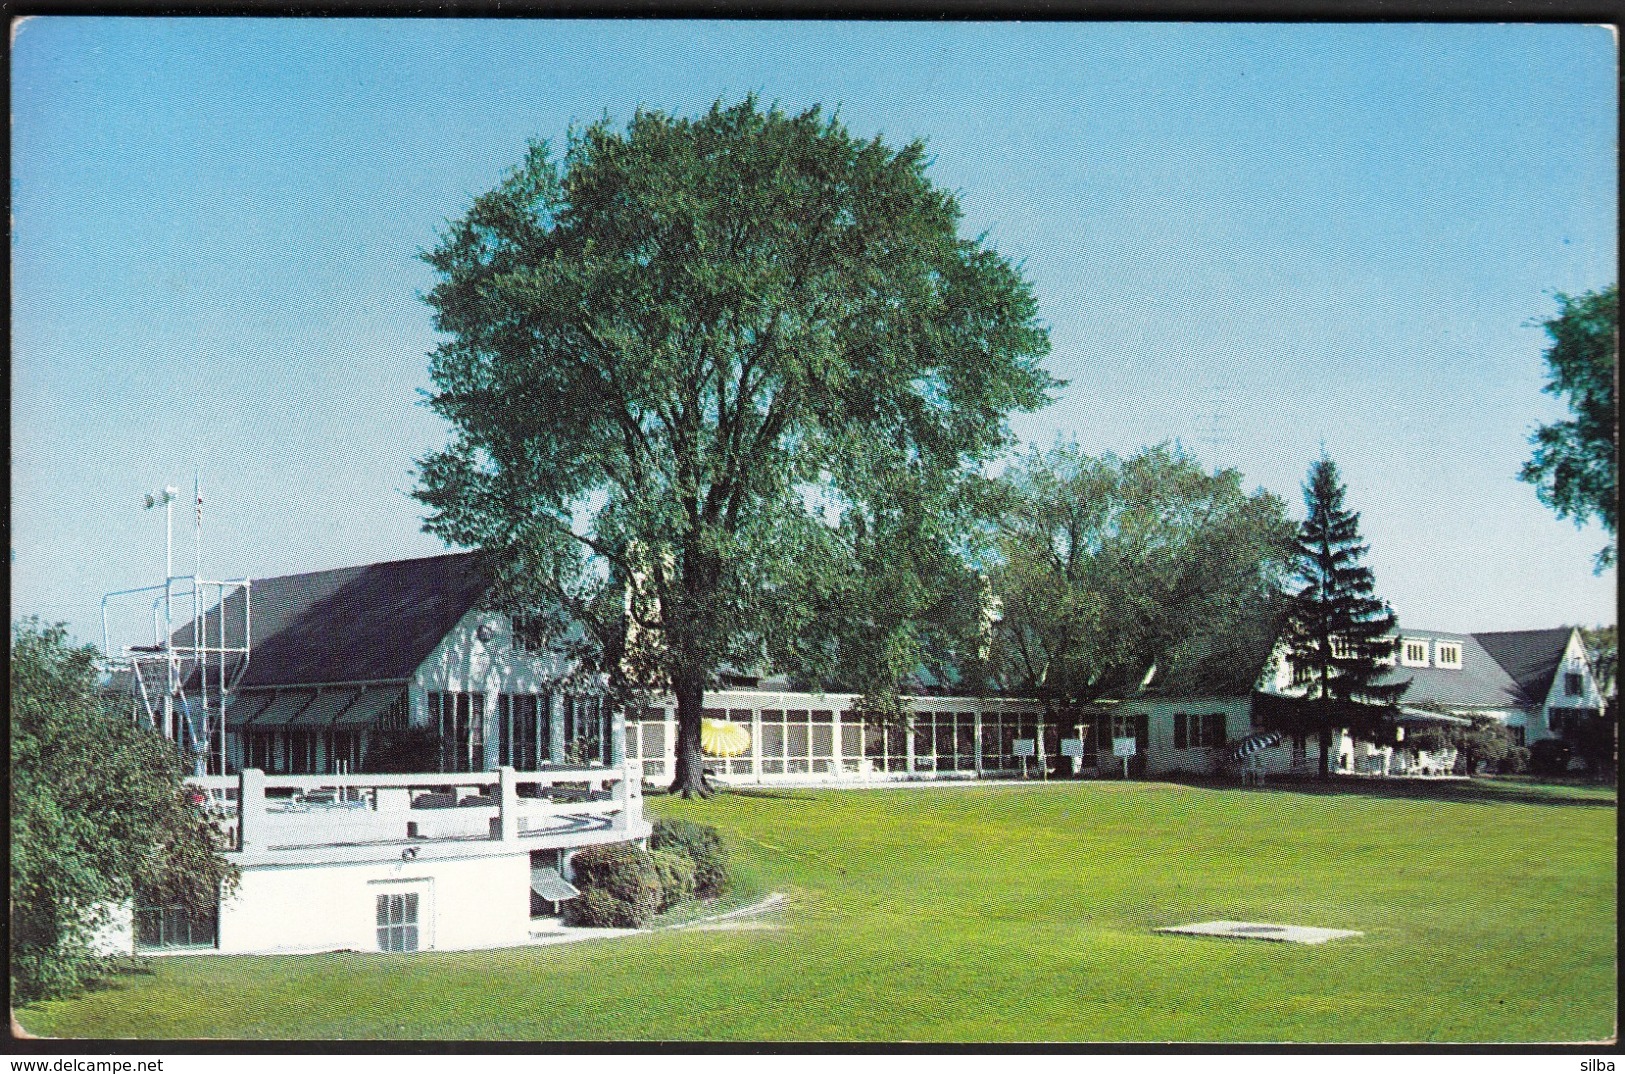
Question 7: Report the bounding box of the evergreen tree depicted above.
[1277,456,1408,776]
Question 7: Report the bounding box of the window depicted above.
[1175,713,1225,748]
[1565,672,1584,696]
[429,692,484,772]
[1549,707,1599,734]
[498,693,547,770]
[1436,643,1462,669]
[1330,637,1356,660]
[376,891,419,952]
[1401,639,1430,667]
[1508,725,1526,748]
[135,900,217,951]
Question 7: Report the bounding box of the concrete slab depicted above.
[1155,920,1363,945]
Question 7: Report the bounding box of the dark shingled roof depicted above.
[1473,628,1574,706]
[1375,630,1525,708]
[176,551,491,688]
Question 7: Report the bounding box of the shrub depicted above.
[1498,745,1530,774]
[564,844,660,928]
[1529,738,1573,776]
[650,818,730,896]
[649,849,697,911]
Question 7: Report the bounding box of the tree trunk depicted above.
[1317,729,1333,778]
[668,671,713,799]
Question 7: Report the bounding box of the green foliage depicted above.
[649,817,730,896]
[1521,285,1617,571]
[1499,745,1530,774]
[1579,624,1616,700]
[1528,737,1574,776]
[986,442,1294,709]
[564,844,662,928]
[648,848,698,911]
[413,97,1055,794]
[10,620,237,1002]
[1274,456,1407,772]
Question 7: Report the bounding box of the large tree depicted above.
[1275,456,1407,777]
[1520,284,1617,572]
[10,620,236,1002]
[987,443,1295,749]
[415,99,1053,796]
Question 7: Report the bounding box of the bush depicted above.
[1498,745,1530,774]
[649,849,697,911]
[1529,738,1573,776]
[11,621,236,1002]
[564,844,660,928]
[650,818,730,896]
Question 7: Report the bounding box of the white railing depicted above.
[186,763,644,852]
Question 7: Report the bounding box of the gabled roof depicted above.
[1473,628,1576,705]
[1377,629,1527,709]
[177,551,491,688]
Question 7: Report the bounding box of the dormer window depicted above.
[1565,671,1584,696]
[1401,639,1430,668]
[1435,642,1462,669]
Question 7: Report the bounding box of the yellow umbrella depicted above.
[701,718,751,758]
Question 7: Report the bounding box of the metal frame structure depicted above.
[101,475,252,776]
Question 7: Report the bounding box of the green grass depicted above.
[18,781,1616,1043]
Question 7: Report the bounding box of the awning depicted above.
[224,690,276,730]
[247,689,317,728]
[332,686,407,728]
[286,687,363,727]
[1399,707,1472,726]
[530,867,581,902]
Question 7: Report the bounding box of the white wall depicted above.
[1535,629,1605,741]
[217,852,531,955]
[412,608,584,768]
[89,901,135,957]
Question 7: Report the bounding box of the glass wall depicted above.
[497,692,548,770]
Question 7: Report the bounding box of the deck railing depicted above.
[186,763,644,853]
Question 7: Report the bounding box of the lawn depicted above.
[18,779,1616,1043]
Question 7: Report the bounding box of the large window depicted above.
[498,693,547,770]
[1174,713,1227,749]
[626,707,669,778]
[376,891,420,952]
[978,711,1040,770]
[429,692,485,772]
[135,900,217,951]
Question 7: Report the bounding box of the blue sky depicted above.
[11,19,1617,647]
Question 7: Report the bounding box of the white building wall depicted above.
[89,901,135,957]
[217,852,530,955]
[1534,629,1605,741]
[412,608,585,766]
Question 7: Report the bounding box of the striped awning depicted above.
[1227,730,1284,762]
[224,690,275,729]
[530,867,581,902]
[286,687,363,727]
[332,686,407,728]
[247,689,317,728]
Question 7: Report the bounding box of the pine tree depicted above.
[1279,455,1408,776]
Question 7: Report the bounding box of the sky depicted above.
[11,19,1618,649]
